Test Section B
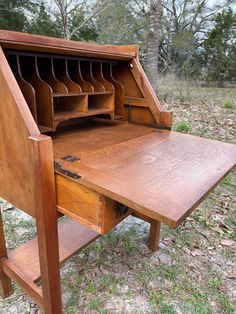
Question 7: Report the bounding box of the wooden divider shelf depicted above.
[6,52,117,131]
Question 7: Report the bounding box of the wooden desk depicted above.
[0,30,235,314]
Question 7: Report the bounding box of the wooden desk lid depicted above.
[0,30,136,60]
[55,129,236,228]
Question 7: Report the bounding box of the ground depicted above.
[0,82,235,314]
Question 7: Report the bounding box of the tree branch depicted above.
[68,4,107,39]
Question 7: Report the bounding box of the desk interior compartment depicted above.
[6,52,119,132]
[56,174,131,235]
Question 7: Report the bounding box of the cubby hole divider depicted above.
[92,62,115,92]
[67,60,94,93]
[80,60,105,92]
[6,51,118,132]
[19,55,54,130]
[8,55,38,123]
[53,58,83,94]
[103,63,124,116]
[37,57,68,95]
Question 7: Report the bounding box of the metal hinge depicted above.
[61,155,80,162]
[54,160,81,179]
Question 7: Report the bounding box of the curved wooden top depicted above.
[0,30,136,60]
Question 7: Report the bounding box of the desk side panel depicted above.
[0,46,49,217]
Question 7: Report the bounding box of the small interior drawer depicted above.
[55,174,131,234]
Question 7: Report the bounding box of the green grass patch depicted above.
[217,293,235,313]
[224,213,236,241]
[209,274,222,290]
[184,296,211,314]
[149,290,177,313]
[105,226,139,254]
[174,121,191,133]
[87,297,107,313]
[223,102,236,109]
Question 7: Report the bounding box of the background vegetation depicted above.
[0,0,235,88]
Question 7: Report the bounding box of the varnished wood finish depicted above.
[1,257,44,308]
[52,120,154,158]
[53,58,82,93]
[19,55,54,129]
[68,60,94,92]
[129,59,173,128]
[80,61,105,92]
[149,220,161,252]
[92,62,115,92]
[4,42,172,131]
[32,135,62,314]
[103,63,124,115]
[0,30,136,60]
[37,57,68,94]
[0,209,12,297]
[0,44,63,313]
[6,219,99,283]
[53,121,236,227]
[0,46,40,216]
[7,55,38,121]
[56,175,131,234]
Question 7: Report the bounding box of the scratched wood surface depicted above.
[53,120,236,227]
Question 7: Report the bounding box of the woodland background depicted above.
[0,0,236,89]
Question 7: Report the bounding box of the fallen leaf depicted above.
[221,239,235,246]
[191,249,203,256]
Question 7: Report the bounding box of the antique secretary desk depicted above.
[0,30,235,313]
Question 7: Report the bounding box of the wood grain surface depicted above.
[53,120,236,227]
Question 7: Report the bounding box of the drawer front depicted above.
[56,174,131,234]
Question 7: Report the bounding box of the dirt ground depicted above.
[0,84,235,313]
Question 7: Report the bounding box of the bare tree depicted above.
[160,0,231,72]
[51,0,107,39]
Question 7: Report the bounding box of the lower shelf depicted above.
[54,108,114,122]
[5,219,99,283]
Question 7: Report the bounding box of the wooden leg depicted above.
[36,209,62,314]
[148,220,161,252]
[33,136,63,314]
[0,207,12,297]
[36,217,62,313]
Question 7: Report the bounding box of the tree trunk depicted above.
[55,0,70,39]
[145,0,163,90]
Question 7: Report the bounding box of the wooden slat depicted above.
[0,209,12,297]
[54,108,113,122]
[103,63,124,115]
[1,258,44,309]
[7,219,99,283]
[124,96,148,107]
